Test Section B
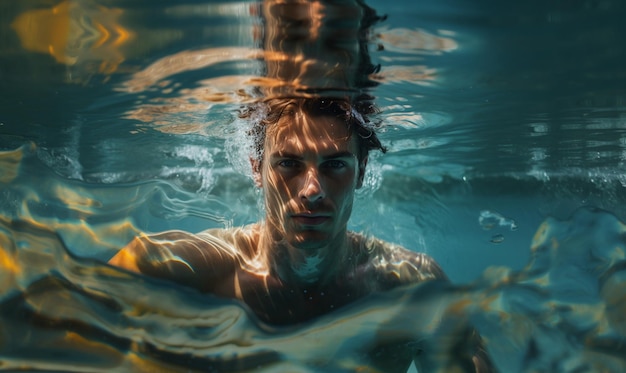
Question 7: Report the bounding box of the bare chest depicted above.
[213,269,370,325]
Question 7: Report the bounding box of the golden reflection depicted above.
[11,186,139,254]
[53,184,101,214]
[125,352,196,373]
[57,331,124,363]
[0,147,142,261]
[0,146,26,184]
[371,65,438,85]
[123,75,257,135]
[0,245,21,278]
[11,0,134,75]
[117,47,260,94]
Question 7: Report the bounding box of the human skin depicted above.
[252,103,368,286]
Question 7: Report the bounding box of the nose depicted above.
[300,167,325,202]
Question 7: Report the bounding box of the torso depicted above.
[201,227,443,372]
[200,225,446,325]
[122,225,446,372]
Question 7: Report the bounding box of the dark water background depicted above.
[1,0,626,371]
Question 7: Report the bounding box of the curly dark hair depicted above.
[241,97,386,164]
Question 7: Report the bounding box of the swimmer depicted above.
[109,97,494,372]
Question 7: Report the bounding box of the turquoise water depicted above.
[1,0,626,371]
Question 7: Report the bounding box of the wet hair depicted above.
[243,0,387,165]
[241,97,387,164]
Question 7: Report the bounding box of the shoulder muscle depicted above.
[361,236,448,286]
[108,230,240,292]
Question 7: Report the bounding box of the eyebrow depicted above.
[321,151,356,160]
[271,151,356,160]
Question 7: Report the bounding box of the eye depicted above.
[277,159,300,168]
[323,160,347,169]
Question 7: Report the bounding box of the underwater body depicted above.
[2,0,626,372]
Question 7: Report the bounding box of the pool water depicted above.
[1,0,626,371]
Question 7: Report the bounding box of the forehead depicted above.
[266,109,357,155]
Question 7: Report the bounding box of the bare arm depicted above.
[108,230,239,292]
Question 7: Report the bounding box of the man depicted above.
[109,97,493,372]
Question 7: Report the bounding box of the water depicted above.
[1,0,626,371]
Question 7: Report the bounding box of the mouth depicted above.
[291,212,332,226]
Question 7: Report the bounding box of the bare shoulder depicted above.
[352,233,448,287]
[198,224,260,257]
[108,226,258,292]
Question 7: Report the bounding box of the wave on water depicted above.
[1,187,626,373]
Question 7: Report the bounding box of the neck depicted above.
[259,225,351,287]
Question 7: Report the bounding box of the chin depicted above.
[289,233,331,250]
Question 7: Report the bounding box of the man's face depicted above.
[255,107,366,250]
